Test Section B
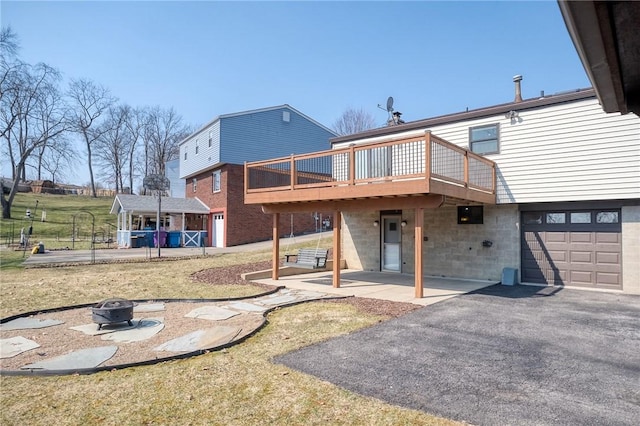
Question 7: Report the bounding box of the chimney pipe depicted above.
[513,75,523,103]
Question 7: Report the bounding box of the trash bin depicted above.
[501,268,519,286]
[200,231,208,247]
[145,232,154,248]
[38,242,45,254]
[130,236,140,248]
[167,231,181,248]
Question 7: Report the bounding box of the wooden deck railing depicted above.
[245,132,495,203]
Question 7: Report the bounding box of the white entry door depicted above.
[381,216,401,272]
[213,214,224,247]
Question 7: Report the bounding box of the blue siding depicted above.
[219,107,335,164]
[165,159,185,198]
[180,121,221,178]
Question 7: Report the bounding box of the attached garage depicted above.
[521,207,622,290]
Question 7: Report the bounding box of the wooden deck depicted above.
[244,131,496,211]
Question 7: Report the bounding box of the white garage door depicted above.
[213,214,224,247]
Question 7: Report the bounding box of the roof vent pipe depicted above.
[513,75,523,103]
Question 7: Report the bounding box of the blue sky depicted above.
[2,0,590,184]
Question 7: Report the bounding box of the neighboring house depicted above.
[179,104,337,247]
[165,159,185,199]
[244,83,640,296]
[111,194,210,248]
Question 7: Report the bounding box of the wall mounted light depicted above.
[401,220,408,227]
[373,220,379,227]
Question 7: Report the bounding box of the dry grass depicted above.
[0,251,461,426]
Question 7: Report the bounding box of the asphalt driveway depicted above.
[275,284,640,425]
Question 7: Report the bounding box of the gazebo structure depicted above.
[110,194,210,248]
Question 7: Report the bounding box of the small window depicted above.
[458,206,483,224]
[596,211,619,224]
[570,212,591,224]
[184,150,187,160]
[546,212,566,224]
[208,132,212,147]
[522,212,542,225]
[192,178,197,192]
[195,141,199,155]
[212,170,221,192]
[469,123,499,155]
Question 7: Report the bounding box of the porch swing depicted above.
[283,214,329,269]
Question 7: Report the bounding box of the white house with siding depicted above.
[244,86,640,296]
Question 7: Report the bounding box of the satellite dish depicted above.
[386,96,394,112]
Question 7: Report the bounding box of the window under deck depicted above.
[244,132,496,208]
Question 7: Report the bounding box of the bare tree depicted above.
[332,107,378,136]
[1,28,23,145]
[123,105,147,194]
[67,78,115,197]
[144,106,190,177]
[1,61,68,218]
[94,105,129,193]
[39,136,75,183]
[0,27,20,58]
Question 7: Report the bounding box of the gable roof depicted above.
[110,194,210,215]
[331,88,596,145]
[179,104,336,147]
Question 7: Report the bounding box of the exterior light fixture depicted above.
[401,220,408,227]
[373,220,379,227]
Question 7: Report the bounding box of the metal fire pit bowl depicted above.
[92,298,134,330]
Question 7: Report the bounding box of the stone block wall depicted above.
[622,205,640,294]
[342,204,520,281]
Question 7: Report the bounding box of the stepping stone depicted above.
[101,318,164,343]
[21,346,118,370]
[185,306,239,321]
[295,290,328,299]
[154,326,241,353]
[134,303,165,313]
[0,336,40,359]
[0,317,64,331]
[227,302,267,313]
[258,295,297,306]
[70,321,138,336]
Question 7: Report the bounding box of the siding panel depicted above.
[340,98,640,204]
[180,121,221,178]
[220,107,335,164]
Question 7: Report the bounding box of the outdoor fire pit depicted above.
[92,298,134,330]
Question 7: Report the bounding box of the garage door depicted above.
[213,214,224,247]
[521,209,621,290]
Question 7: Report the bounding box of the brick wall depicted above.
[187,164,323,247]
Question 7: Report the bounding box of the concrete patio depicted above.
[252,269,498,306]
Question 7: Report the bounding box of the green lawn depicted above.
[1,192,115,254]
[0,250,459,425]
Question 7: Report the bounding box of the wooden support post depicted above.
[415,207,424,298]
[333,210,342,288]
[272,213,280,280]
[425,131,432,191]
[290,154,296,190]
[349,144,356,186]
[464,151,469,188]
